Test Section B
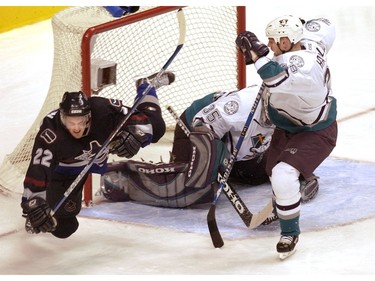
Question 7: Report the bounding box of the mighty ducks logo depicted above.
[279,18,289,27]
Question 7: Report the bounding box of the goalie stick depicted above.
[166,102,273,248]
[52,9,186,215]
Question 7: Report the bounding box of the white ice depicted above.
[1,3,375,277]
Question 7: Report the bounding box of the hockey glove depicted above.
[21,197,57,234]
[110,126,149,158]
[236,31,269,64]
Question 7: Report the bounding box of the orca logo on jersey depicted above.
[74,140,109,166]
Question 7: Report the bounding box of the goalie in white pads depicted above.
[235,16,337,258]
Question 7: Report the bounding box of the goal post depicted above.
[0,6,246,205]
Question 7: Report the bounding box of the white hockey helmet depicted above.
[265,15,303,44]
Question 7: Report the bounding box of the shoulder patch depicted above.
[40,128,57,144]
[305,20,321,32]
[224,100,239,115]
[289,55,304,68]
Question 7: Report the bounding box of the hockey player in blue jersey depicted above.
[235,16,337,259]
[20,71,174,238]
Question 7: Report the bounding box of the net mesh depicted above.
[0,6,245,194]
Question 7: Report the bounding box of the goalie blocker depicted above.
[101,132,229,207]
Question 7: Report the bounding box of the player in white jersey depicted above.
[173,85,274,185]
[235,15,337,259]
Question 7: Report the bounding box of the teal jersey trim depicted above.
[268,97,337,133]
[184,92,216,127]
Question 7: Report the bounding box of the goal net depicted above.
[0,6,246,199]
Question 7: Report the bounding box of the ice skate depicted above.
[136,71,175,89]
[300,176,319,202]
[261,199,278,225]
[261,206,278,225]
[277,235,299,260]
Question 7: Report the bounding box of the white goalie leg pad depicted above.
[270,162,301,218]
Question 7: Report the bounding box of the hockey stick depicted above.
[206,83,272,248]
[166,101,273,246]
[52,9,186,215]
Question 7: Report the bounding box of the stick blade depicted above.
[249,199,274,229]
[207,204,224,248]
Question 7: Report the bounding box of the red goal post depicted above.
[80,6,247,205]
[0,6,246,205]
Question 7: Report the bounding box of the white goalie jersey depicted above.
[191,85,275,161]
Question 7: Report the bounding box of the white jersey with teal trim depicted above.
[192,85,274,161]
[254,17,336,130]
[268,49,333,127]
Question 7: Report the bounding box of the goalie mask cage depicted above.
[0,6,246,204]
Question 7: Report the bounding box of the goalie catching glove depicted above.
[21,197,57,234]
[110,126,149,158]
[235,31,269,64]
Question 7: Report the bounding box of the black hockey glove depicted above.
[235,31,269,64]
[21,197,57,234]
[110,126,149,158]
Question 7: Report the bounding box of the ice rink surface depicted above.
[1,2,375,278]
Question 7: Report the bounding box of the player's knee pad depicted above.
[51,217,79,239]
[270,162,301,209]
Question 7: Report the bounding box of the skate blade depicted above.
[279,249,297,260]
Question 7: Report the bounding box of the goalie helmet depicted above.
[265,15,303,44]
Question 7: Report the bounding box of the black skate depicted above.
[262,200,278,225]
[277,235,299,260]
[261,208,278,225]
